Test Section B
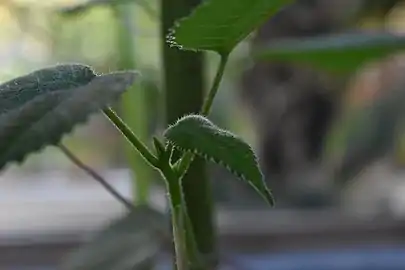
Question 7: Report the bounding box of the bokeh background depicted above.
[1,0,405,269]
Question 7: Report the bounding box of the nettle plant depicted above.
[3,0,405,270]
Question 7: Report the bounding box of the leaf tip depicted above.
[95,70,139,94]
[263,189,275,207]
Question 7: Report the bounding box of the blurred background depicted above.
[2,0,405,269]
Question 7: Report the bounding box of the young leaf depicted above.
[255,32,405,73]
[0,71,137,170]
[164,114,274,205]
[167,0,291,54]
[61,205,168,270]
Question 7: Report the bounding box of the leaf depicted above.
[0,64,96,114]
[164,114,274,205]
[325,84,405,182]
[61,205,168,270]
[255,32,405,73]
[58,0,156,18]
[167,0,291,54]
[0,71,137,170]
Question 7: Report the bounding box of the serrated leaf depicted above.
[164,114,274,205]
[62,205,168,270]
[0,71,137,170]
[167,0,291,54]
[255,32,405,73]
[325,85,405,182]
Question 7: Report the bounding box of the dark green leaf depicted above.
[164,114,274,205]
[62,205,168,270]
[0,71,137,170]
[255,32,405,73]
[325,85,405,182]
[167,0,291,54]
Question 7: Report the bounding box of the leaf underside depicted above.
[62,205,168,270]
[167,0,291,54]
[0,67,136,170]
[164,114,274,205]
[255,32,405,73]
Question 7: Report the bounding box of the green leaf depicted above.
[0,71,137,170]
[325,85,405,182]
[255,32,405,73]
[164,114,274,205]
[167,0,291,54]
[62,205,168,270]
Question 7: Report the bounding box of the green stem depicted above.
[103,107,159,168]
[162,169,204,270]
[201,53,229,116]
[175,54,230,177]
[158,163,189,270]
[167,53,230,270]
[113,2,153,205]
[161,2,226,269]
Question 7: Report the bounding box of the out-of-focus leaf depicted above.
[59,0,157,19]
[325,83,405,182]
[0,71,137,170]
[255,32,405,73]
[61,205,168,270]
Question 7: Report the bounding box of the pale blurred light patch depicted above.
[12,0,86,8]
[0,168,166,237]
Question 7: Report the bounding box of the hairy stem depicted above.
[161,2,229,269]
[58,143,134,210]
[103,107,159,168]
[159,162,189,270]
[166,53,229,270]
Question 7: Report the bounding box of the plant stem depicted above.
[161,2,230,270]
[159,163,189,270]
[161,1,215,269]
[114,2,153,205]
[172,54,230,269]
[201,53,229,116]
[58,143,134,210]
[103,107,159,168]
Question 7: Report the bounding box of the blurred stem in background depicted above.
[113,2,152,205]
[161,0,218,268]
